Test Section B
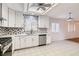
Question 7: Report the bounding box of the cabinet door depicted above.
[2,4,8,20]
[15,12,20,27]
[46,34,51,44]
[0,3,2,19]
[32,36,39,46]
[38,16,49,28]
[2,4,8,26]
[13,36,20,50]
[44,16,49,28]
[20,36,26,48]
[25,36,32,47]
[15,12,24,27]
[20,13,24,27]
[8,8,15,27]
[38,16,44,28]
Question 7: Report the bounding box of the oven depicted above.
[0,37,12,56]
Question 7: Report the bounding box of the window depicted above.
[52,23,60,32]
[68,23,75,32]
[24,15,38,33]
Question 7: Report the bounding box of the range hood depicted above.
[23,3,58,15]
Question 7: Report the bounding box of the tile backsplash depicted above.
[0,27,25,36]
[0,27,48,36]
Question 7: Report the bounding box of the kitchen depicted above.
[0,3,51,56]
[0,3,79,56]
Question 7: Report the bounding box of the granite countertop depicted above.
[0,34,27,38]
[0,32,48,38]
[0,33,39,38]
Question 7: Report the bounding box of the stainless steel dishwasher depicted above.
[39,34,46,46]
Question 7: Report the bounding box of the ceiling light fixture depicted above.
[67,12,73,21]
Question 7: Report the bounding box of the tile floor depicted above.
[12,40,79,56]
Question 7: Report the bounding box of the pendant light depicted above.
[67,12,73,21]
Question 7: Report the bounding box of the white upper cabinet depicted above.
[0,3,8,26]
[2,4,8,20]
[0,3,8,20]
[38,16,49,28]
[0,3,24,27]
[0,4,2,19]
[15,12,24,27]
[8,8,24,27]
[2,4,8,26]
[8,8,16,27]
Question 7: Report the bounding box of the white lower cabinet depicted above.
[20,36,26,48]
[13,35,39,50]
[13,36,20,50]
[32,36,39,46]
[46,34,51,44]
[25,36,32,48]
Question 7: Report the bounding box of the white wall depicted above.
[49,18,79,41]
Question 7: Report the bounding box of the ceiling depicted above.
[46,3,79,21]
[6,3,54,15]
[6,3,24,12]
[23,3,54,15]
[6,3,79,21]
